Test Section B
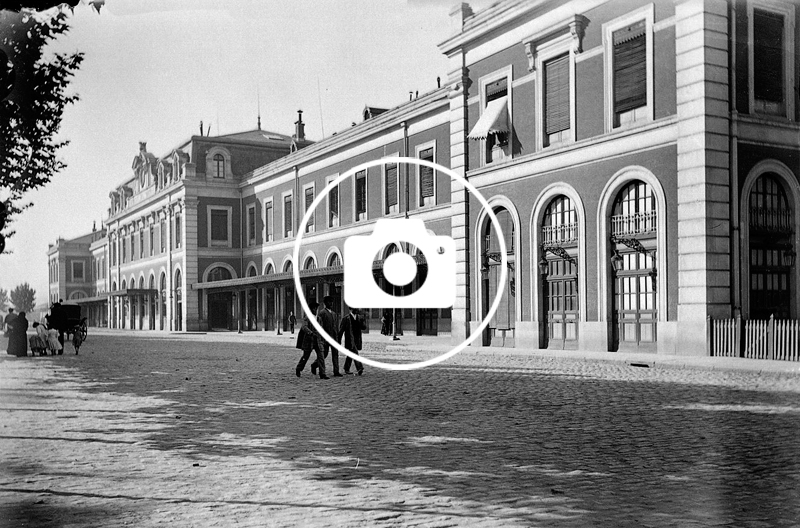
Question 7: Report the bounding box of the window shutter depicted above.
[419,148,434,200]
[613,21,647,114]
[284,198,292,234]
[356,172,366,217]
[386,164,398,208]
[545,54,570,134]
[305,188,314,227]
[754,9,784,103]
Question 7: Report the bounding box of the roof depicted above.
[209,128,294,143]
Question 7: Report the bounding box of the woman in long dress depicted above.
[7,311,29,357]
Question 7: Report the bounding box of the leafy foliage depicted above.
[0,9,84,242]
[10,282,35,312]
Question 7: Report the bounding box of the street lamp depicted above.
[538,254,549,276]
[611,250,624,272]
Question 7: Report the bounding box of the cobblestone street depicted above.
[1,332,800,527]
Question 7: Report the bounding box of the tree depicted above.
[0,288,8,312]
[0,7,84,248]
[11,282,35,312]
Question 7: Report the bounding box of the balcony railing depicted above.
[541,222,578,245]
[611,211,657,236]
[749,207,793,233]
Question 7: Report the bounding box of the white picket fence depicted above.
[708,315,800,361]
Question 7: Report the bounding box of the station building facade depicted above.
[49,0,799,356]
[441,0,800,354]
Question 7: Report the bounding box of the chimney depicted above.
[450,2,473,32]
[92,220,96,232]
[139,141,147,152]
[199,120,204,136]
[437,76,441,88]
[294,110,305,141]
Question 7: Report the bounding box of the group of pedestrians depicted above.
[3,305,66,357]
[295,295,366,379]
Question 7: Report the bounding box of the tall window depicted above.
[284,194,293,238]
[111,239,117,265]
[304,186,315,233]
[213,153,224,178]
[175,213,182,249]
[418,147,435,207]
[265,199,273,242]
[72,261,84,281]
[247,205,256,246]
[612,20,647,126]
[328,181,339,227]
[139,230,144,258]
[129,234,134,260]
[753,8,785,115]
[160,220,166,253]
[355,170,367,221]
[384,162,398,215]
[149,225,154,256]
[210,209,229,245]
[544,53,570,146]
[485,78,508,163]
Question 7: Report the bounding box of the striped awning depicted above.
[468,96,509,140]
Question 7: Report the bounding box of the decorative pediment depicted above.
[524,14,589,72]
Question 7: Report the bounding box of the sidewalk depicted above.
[85,327,800,374]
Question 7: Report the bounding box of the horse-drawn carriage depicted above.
[49,303,88,353]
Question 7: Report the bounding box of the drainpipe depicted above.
[167,191,173,331]
[401,121,409,220]
[729,2,741,317]
[239,192,244,333]
[294,164,300,318]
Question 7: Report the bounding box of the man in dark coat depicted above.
[312,296,340,376]
[4,308,16,337]
[295,301,328,380]
[7,311,28,357]
[338,307,366,375]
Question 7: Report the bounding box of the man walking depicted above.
[338,306,366,376]
[312,296,341,376]
[295,301,328,380]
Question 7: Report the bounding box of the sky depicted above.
[1,0,493,307]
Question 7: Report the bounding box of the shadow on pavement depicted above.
[59,336,800,525]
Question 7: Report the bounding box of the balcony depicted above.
[541,222,578,245]
[749,207,793,233]
[611,211,657,236]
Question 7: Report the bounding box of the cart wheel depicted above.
[79,320,88,341]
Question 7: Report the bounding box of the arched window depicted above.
[328,253,341,267]
[248,266,257,277]
[541,196,578,349]
[264,263,274,275]
[207,266,232,282]
[284,260,293,273]
[610,180,657,350]
[748,173,794,319]
[213,154,224,179]
[480,207,516,346]
[304,257,316,270]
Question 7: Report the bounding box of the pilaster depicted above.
[182,196,201,331]
[675,0,731,354]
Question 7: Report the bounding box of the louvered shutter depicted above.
[613,21,647,114]
[329,185,339,225]
[284,197,292,236]
[265,203,272,240]
[386,164,398,209]
[305,188,314,228]
[211,210,227,241]
[545,54,570,134]
[754,9,784,103]
[419,148,434,202]
[356,172,366,218]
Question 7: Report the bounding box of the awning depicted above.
[468,96,509,140]
[108,288,158,297]
[192,265,345,291]
[71,294,111,304]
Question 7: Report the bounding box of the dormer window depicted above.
[213,154,224,178]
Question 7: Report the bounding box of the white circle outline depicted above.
[292,156,507,371]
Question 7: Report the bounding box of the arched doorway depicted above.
[264,263,276,331]
[283,260,294,331]
[480,207,516,346]
[149,274,156,330]
[207,266,232,330]
[326,252,343,320]
[247,266,258,330]
[610,180,657,351]
[159,272,167,330]
[111,280,118,328]
[748,173,795,319]
[174,269,183,331]
[137,277,145,330]
[121,279,128,329]
[541,195,578,349]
